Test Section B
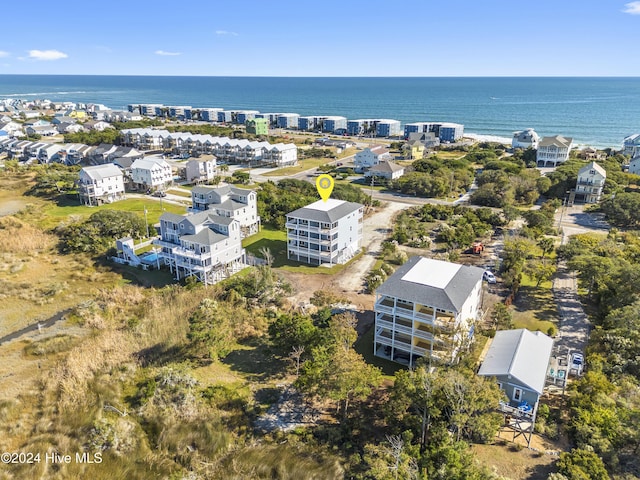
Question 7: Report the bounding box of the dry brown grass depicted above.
[0,215,56,254]
[49,329,134,409]
[473,442,558,480]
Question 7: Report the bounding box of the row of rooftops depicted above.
[120,128,296,152]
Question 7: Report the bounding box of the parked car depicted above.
[571,352,584,374]
[483,271,497,284]
[153,191,167,197]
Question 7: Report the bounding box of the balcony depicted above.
[173,247,207,260]
[413,326,436,342]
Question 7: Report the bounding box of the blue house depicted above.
[375,119,401,137]
[479,329,553,408]
[276,113,299,129]
[404,122,440,139]
[168,106,192,120]
[256,113,281,126]
[439,123,464,142]
[217,111,233,123]
[235,110,260,124]
[298,116,321,131]
[199,108,222,122]
[478,329,553,446]
[322,116,347,133]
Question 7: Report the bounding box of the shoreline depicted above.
[463,132,618,151]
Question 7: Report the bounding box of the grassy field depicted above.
[166,188,192,198]
[262,158,334,177]
[511,280,557,334]
[243,227,363,275]
[36,196,187,229]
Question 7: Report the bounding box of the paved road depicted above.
[552,204,609,358]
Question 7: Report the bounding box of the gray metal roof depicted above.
[368,161,404,173]
[81,164,123,180]
[181,228,227,246]
[286,199,363,224]
[191,184,254,197]
[478,329,554,395]
[375,256,484,313]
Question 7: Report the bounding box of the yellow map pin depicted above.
[316,174,334,202]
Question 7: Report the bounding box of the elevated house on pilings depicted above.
[478,329,554,447]
[154,211,246,285]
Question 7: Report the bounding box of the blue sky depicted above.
[1,0,639,76]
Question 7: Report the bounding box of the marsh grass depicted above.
[23,334,80,357]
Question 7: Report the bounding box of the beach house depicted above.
[321,116,347,134]
[536,135,573,167]
[438,123,464,143]
[154,211,246,285]
[512,129,540,150]
[191,184,260,237]
[364,161,405,181]
[262,143,298,166]
[623,133,640,157]
[575,161,606,203]
[354,146,391,171]
[286,199,364,266]
[131,157,173,191]
[477,329,554,445]
[185,157,217,183]
[78,164,125,206]
[373,256,484,367]
[276,113,300,129]
[246,118,269,135]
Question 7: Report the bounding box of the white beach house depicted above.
[536,135,573,167]
[78,164,125,206]
[374,256,484,367]
[131,157,173,190]
[286,199,364,266]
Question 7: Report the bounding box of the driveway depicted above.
[552,204,609,360]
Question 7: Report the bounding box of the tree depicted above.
[231,171,250,184]
[187,298,233,361]
[601,192,640,228]
[268,312,319,356]
[556,448,610,480]
[491,303,513,330]
[297,313,381,420]
[30,164,80,197]
[538,237,555,258]
[56,209,147,253]
[525,258,556,287]
[289,346,305,377]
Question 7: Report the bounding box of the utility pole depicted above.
[144,206,150,238]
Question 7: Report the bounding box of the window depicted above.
[513,387,523,402]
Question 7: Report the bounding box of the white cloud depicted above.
[155,50,181,56]
[0,51,9,58]
[623,1,640,14]
[28,49,68,61]
[215,30,238,36]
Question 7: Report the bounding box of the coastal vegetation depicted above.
[256,179,372,229]
[3,137,640,479]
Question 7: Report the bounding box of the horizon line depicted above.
[1,74,640,79]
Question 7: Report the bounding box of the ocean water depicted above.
[0,75,639,149]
